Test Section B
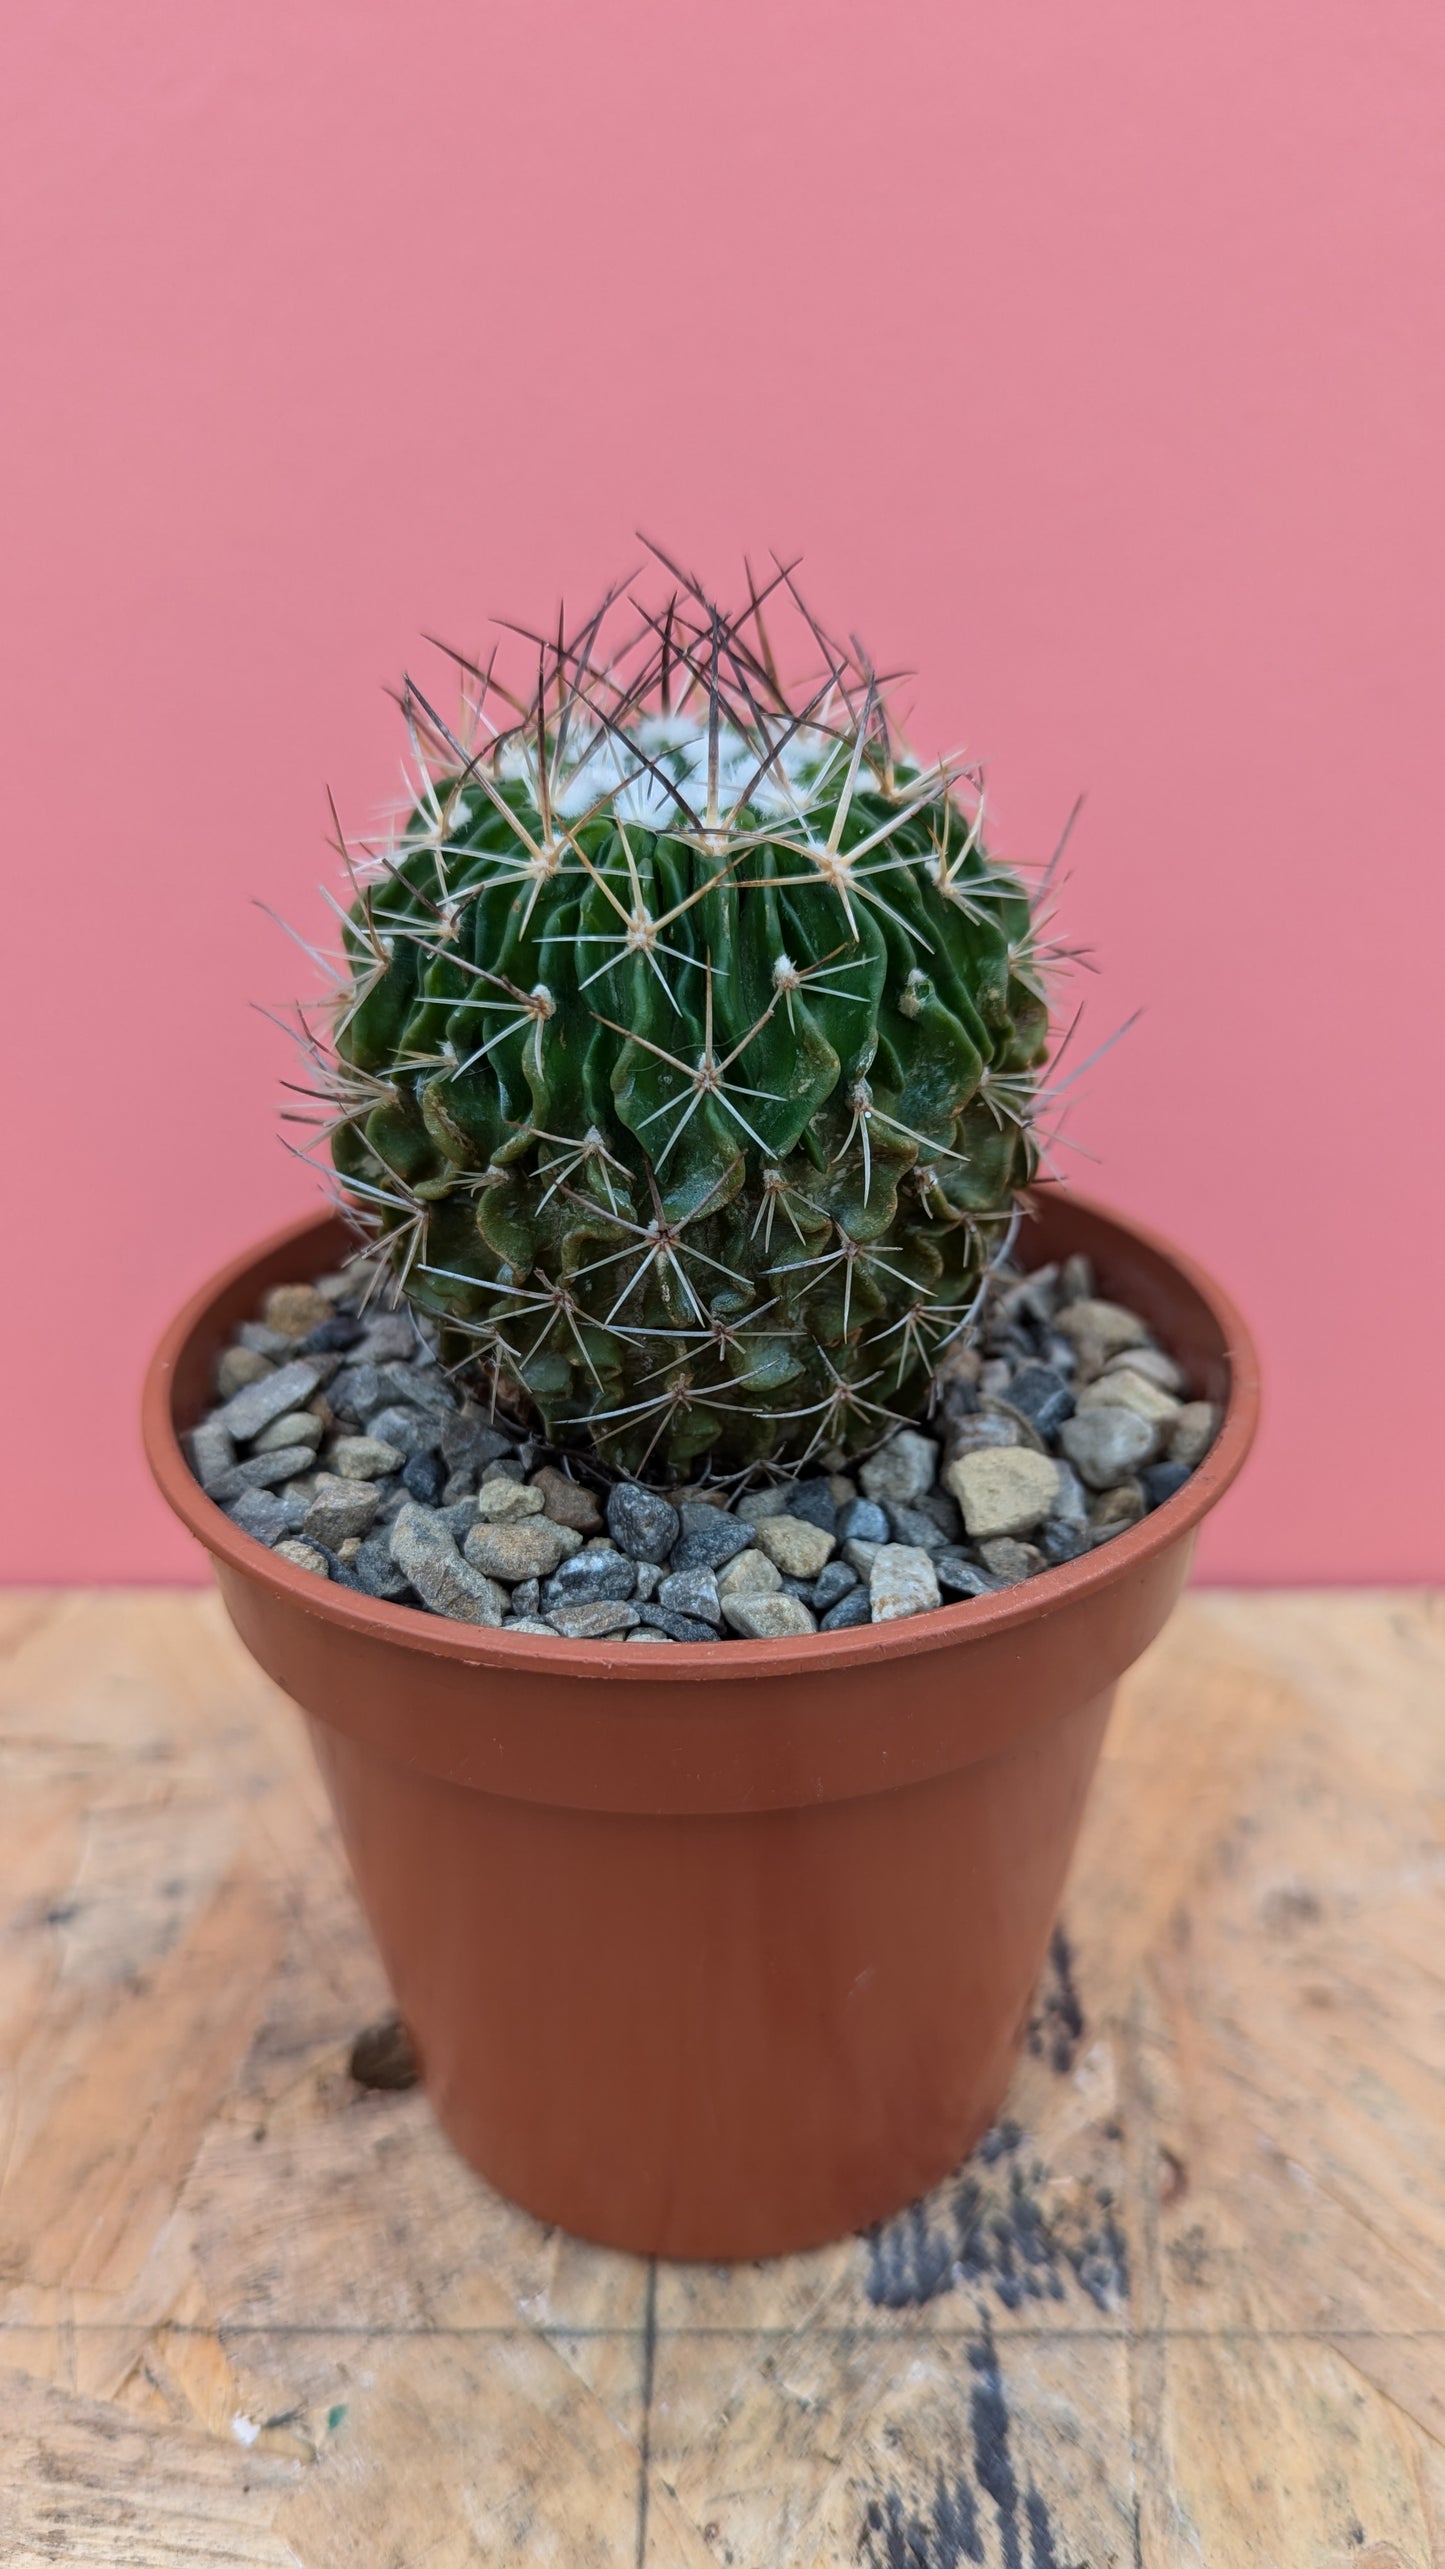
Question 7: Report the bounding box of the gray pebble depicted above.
[209,1445,319,1501]
[547,1600,641,1640]
[506,1619,561,1637]
[979,1537,1046,1584]
[859,1428,938,1505]
[354,1312,419,1363]
[327,1363,389,1423]
[737,1486,793,1520]
[441,1469,477,1506]
[438,1500,479,1544]
[671,1509,759,1574]
[836,1497,890,1546]
[884,1500,949,1554]
[375,1361,455,1419]
[636,1604,718,1643]
[811,1559,859,1612]
[1050,1460,1091,1527]
[820,1589,872,1632]
[251,1409,324,1456]
[365,1404,441,1459]
[632,1559,663,1602]
[1038,1519,1090,1566]
[1000,1364,1075,1440]
[606,1483,681,1563]
[935,1552,996,1600]
[401,1451,445,1505]
[1142,1459,1192,1509]
[511,1577,542,1619]
[541,1549,637,1610]
[227,1487,309,1544]
[1059,1407,1156,1490]
[215,1358,324,1443]
[657,1567,722,1625]
[185,1418,236,1493]
[303,1474,382,1547]
[237,1320,294,1358]
[389,1503,506,1624]
[783,1480,838,1535]
[440,1406,516,1475]
[351,1534,412,1600]
[841,1537,880,1580]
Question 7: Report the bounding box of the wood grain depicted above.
[1,1587,1441,2564]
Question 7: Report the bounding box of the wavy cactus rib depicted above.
[319,558,1051,1476]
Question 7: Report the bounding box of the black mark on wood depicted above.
[859,2320,1079,2569]
[864,2125,1128,2316]
[1026,1926,1085,2075]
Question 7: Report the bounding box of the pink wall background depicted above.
[4,0,1442,1584]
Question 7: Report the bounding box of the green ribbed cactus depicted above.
[317,557,1052,1476]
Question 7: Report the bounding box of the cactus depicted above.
[315,557,1053,1477]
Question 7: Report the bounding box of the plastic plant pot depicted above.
[143,1187,1258,2259]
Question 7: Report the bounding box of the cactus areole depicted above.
[324,561,1051,1476]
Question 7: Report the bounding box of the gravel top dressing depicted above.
[185,1252,1218,1643]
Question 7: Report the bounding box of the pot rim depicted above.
[142,1187,1259,1684]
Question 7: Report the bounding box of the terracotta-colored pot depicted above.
[143,1189,1257,2259]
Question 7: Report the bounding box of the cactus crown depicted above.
[315,554,1052,1477]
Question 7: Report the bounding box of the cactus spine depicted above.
[318,558,1050,1476]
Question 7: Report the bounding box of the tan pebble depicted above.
[329,1434,405,1480]
[529,1466,604,1533]
[934,1339,983,1388]
[1171,1401,1219,1468]
[755,1515,835,1579]
[252,1409,325,1455]
[827,1473,858,1506]
[464,1518,581,1580]
[1075,1369,1180,1455]
[716,1549,784,1599]
[262,1282,333,1339]
[1052,1298,1153,1361]
[719,1593,816,1639]
[1088,1480,1147,1539]
[475,1478,546,1522]
[336,1536,363,1563]
[978,1536,1045,1584]
[1102,1345,1185,1395]
[273,1539,329,1578]
[216,1345,274,1399]
[944,1447,1060,1541]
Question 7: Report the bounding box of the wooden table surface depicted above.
[1,1588,1442,2568]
